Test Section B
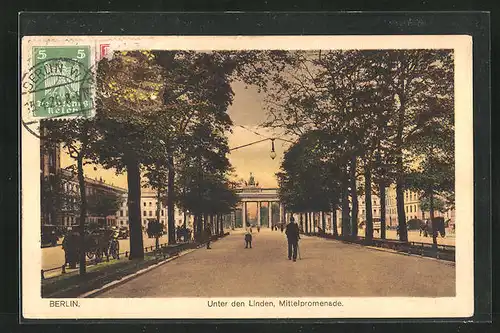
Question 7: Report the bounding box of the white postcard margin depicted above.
[21,35,474,319]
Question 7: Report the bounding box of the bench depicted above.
[158,243,189,258]
[371,238,408,251]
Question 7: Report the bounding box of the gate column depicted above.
[268,202,272,228]
[242,202,247,228]
[257,201,261,227]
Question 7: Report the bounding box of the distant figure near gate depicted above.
[285,216,300,262]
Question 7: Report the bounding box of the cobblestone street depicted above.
[98,229,455,298]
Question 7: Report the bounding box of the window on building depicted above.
[143,211,146,217]
[406,206,408,213]
[120,210,123,217]
[120,221,123,225]
[149,202,152,207]
[143,202,146,207]
[149,211,153,216]
[161,210,164,216]
[125,210,128,217]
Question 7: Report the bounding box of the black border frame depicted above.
[16,12,491,325]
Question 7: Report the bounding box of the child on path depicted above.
[244,227,253,248]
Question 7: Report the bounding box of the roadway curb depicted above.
[307,235,455,265]
[362,244,455,265]
[79,242,217,298]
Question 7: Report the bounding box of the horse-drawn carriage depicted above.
[83,228,119,261]
[62,227,120,268]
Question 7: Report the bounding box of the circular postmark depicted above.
[21,56,96,139]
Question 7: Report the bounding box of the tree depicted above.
[41,117,98,275]
[419,196,447,215]
[87,189,123,226]
[94,50,166,260]
[380,50,454,242]
[143,161,169,242]
[262,49,454,243]
[174,118,237,241]
[277,130,345,236]
[146,220,165,250]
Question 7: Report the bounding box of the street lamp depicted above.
[270,139,277,160]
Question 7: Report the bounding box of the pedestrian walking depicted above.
[205,223,213,249]
[257,225,261,233]
[244,227,253,248]
[280,224,284,233]
[62,231,78,269]
[285,216,300,262]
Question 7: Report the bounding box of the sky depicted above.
[61,79,291,189]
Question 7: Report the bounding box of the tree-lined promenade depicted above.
[266,50,454,249]
[42,50,287,275]
[98,230,455,298]
[41,49,455,277]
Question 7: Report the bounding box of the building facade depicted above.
[40,129,61,226]
[115,188,193,231]
[358,185,455,228]
[58,169,127,228]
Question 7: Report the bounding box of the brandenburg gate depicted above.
[234,173,284,228]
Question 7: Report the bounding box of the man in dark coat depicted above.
[62,231,79,269]
[285,216,300,261]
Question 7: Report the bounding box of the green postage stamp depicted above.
[22,45,95,120]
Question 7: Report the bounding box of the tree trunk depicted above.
[395,84,409,241]
[350,156,359,237]
[156,189,161,250]
[332,208,338,236]
[396,177,408,241]
[305,213,309,234]
[195,214,202,242]
[321,211,326,232]
[77,156,87,275]
[183,210,187,229]
[218,215,222,236]
[430,191,438,249]
[219,215,222,235]
[341,177,350,237]
[364,166,374,242]
[166,154,176,244]
[127,160,144,260]
[379,182,386,240]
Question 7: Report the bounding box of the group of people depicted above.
[241,217,301,262]
[202,216,302,262]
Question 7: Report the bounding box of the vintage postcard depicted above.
[21,35,473,319]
